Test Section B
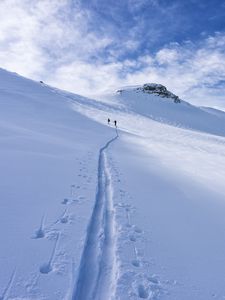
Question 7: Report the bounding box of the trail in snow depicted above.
[72,131,118,300]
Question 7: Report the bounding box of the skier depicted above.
[114,120,117,127]
[108,118,110,125]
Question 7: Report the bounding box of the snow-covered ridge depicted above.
[95,82,225,138]
[117,83,181,103]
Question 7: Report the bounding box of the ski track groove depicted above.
[72,132,118,300]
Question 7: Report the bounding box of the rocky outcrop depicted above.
[139,83,181,103]
[117,83,181,103]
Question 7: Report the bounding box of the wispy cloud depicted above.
[0,0,113,73]
[49,33,225,109]
[0,0,225,109]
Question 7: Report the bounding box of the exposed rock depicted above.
[140,83,180,103]
[117,83,181,103]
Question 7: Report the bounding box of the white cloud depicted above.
[48,60,124,96]
[48,32,225,109]
[0,1,225,109]
[0,0,113,75]
[0,0,46,77]
[123,34,225,108]
[156,48,180,64]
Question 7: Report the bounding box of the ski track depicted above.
[72,132,118,300]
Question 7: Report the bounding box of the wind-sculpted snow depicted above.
[1,68,225,299]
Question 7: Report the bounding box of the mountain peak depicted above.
[117,83,181,103]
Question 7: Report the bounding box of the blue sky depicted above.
[0,0,225,108]
[80,0,225,57]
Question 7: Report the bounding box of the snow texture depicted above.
[1,68,225,299]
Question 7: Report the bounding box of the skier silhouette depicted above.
[114,120,117,127]
[108,118,110,125]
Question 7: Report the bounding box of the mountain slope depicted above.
[98,84,225,137]
[1,69,225,300]
[0,68,116,299]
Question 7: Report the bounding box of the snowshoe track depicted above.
[72,133,119,300]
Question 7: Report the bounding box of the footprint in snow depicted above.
[70,184,76,197]
[33,215,45,239]
[40,263,52,274]
[138,284,149,299]
[133,226,143,234]
[132,260,141,268]
[60,215,69,224]
[61,198,69,205]
[40,233,59,275]
[133,275,161,299]
[129,235,137,242]
[34,227,45,239]
[56,209,69,224]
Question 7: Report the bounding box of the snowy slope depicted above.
[1,69,225,300]
[98,85,225,137]
[0,68,116,299]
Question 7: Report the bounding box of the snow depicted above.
[73,134,119,300]
[0,68,114,299]
[1,68,225,299]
